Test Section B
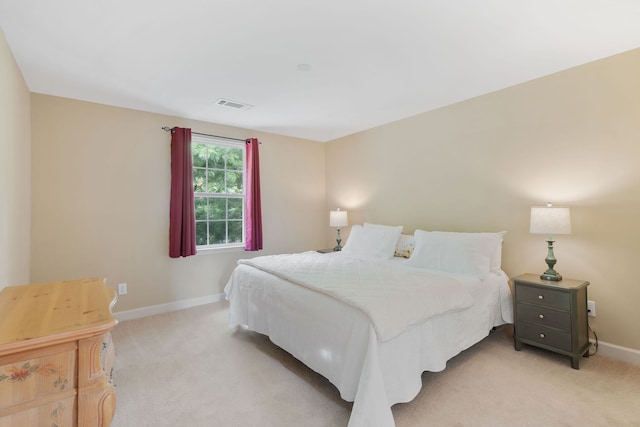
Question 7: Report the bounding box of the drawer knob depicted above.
[539,333,545,339]
[538,295,544,300]
[538,314,545,319]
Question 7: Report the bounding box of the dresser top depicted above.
[513,273,589,290]
[0,278,117,354]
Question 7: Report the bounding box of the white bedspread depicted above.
[238,251,473,342]
[225,253,513,427]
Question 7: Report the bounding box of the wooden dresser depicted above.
[0,278,118,426]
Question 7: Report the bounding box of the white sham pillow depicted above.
[428,230,506,273]
[342,224,402,261]
[404,230,491,279]
[363,222,403,233]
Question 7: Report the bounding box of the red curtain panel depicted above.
[169,127,197,258]
[245,138,263,251]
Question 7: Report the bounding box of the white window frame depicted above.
[192,134,246,250]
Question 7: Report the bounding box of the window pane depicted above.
[192,144,207,168]
[228,220,243,243]
[227,147,243,171]
[209,198,226,220]
[207,170,224,193]
[195,197,207,220]
[226,171,243,194]
[192,137,246,248]
[209,221,226,244]
[193,168,206,192]
[228,198,243,219]
[196,222,208,246]
[208,145,225,169]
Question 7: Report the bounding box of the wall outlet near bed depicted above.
[118,282,128,295]
[587,300,596,317]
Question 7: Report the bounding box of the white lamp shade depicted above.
[329,210,348,227]
[530,206,572,235]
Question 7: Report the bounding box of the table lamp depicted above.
[329,209,348,251]
[530,202,571,281]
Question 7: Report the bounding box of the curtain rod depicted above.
[161,126,259,143]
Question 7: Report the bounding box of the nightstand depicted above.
[513,273,590,369]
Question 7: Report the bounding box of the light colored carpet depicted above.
[111,302,640,427]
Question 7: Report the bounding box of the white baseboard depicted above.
[114,293,225,322]
[593,340,640,366]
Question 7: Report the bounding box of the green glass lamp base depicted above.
[540,238,563,281]
[540,271,562,281]
[333,229,343,251]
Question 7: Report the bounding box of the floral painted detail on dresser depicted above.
[51,402,66,427]
[0,362,68,390]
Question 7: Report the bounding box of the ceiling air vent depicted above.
[215,98,253,111]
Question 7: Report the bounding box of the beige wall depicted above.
[0,29,31,289]
[30,95,326,312]
[326,49,640,352]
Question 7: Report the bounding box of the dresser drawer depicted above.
[0,396,75,427]
[516,321,572,352]
[0,347,76,410]
[516,303,571,330]
[516,284,570,310]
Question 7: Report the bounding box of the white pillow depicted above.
[404,230,491,279]
[342,224,402,261]
[363,222,403,233]
[428,230,506,272]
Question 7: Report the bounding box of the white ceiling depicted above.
[1,1,639,142]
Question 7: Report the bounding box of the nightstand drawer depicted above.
[516,284,570,310]
[516,303,571,330]
[516,321,572,352]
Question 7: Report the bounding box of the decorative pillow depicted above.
[342,224,403,261]
[404,230,491,279]
[428,230,506,273]
[394,234,415,258]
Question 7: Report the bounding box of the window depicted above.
[192,135,245,249]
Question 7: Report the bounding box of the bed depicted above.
[224,224,513,427]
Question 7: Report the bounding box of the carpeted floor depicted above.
[110,301,640,427]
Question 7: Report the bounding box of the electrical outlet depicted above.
[118,282,128,295]
[587,300,596,317]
